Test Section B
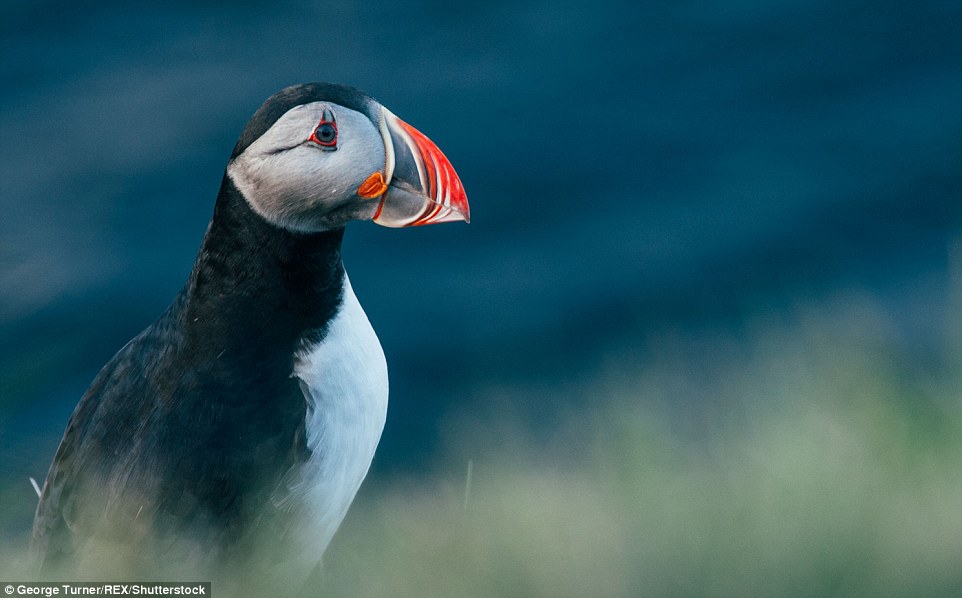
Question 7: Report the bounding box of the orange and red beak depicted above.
[368,108,470,227]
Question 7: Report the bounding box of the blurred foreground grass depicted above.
[325,296,962,597]
[3,293,961,597]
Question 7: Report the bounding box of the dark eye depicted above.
[310,109,338,150]
[314,123,337,145]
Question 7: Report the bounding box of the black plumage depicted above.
[32,85,368,573]
[33,176,347,571]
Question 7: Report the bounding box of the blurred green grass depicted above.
[4,292,962,597]
[323,296,962,597]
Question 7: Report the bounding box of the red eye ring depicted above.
[310,108,338,149]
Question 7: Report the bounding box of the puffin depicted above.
[31,83,469,583]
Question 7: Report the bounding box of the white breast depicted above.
[278,274,388,564]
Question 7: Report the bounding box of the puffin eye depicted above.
[310,109,338,150]
[314,123,337,145]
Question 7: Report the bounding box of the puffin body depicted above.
[31,83,468,581]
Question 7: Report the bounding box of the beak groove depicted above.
[374,108,470,227]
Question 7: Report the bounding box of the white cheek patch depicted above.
[227,103,386,232]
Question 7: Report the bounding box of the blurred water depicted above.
[2,1,961,536]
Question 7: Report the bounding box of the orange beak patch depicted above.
[357,171,388,199]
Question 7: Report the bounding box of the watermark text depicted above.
[3,583,210,597]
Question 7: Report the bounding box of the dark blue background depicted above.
[2,1,961,537]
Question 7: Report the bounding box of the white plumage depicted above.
[280,274,388,561]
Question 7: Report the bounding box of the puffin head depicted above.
[226,83,469,232]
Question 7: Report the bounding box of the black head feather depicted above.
[230,83,380,159]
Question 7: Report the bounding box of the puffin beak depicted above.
[368,108,470,227]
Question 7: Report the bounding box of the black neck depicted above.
[179,176,346,362]
[149,177,348,532]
